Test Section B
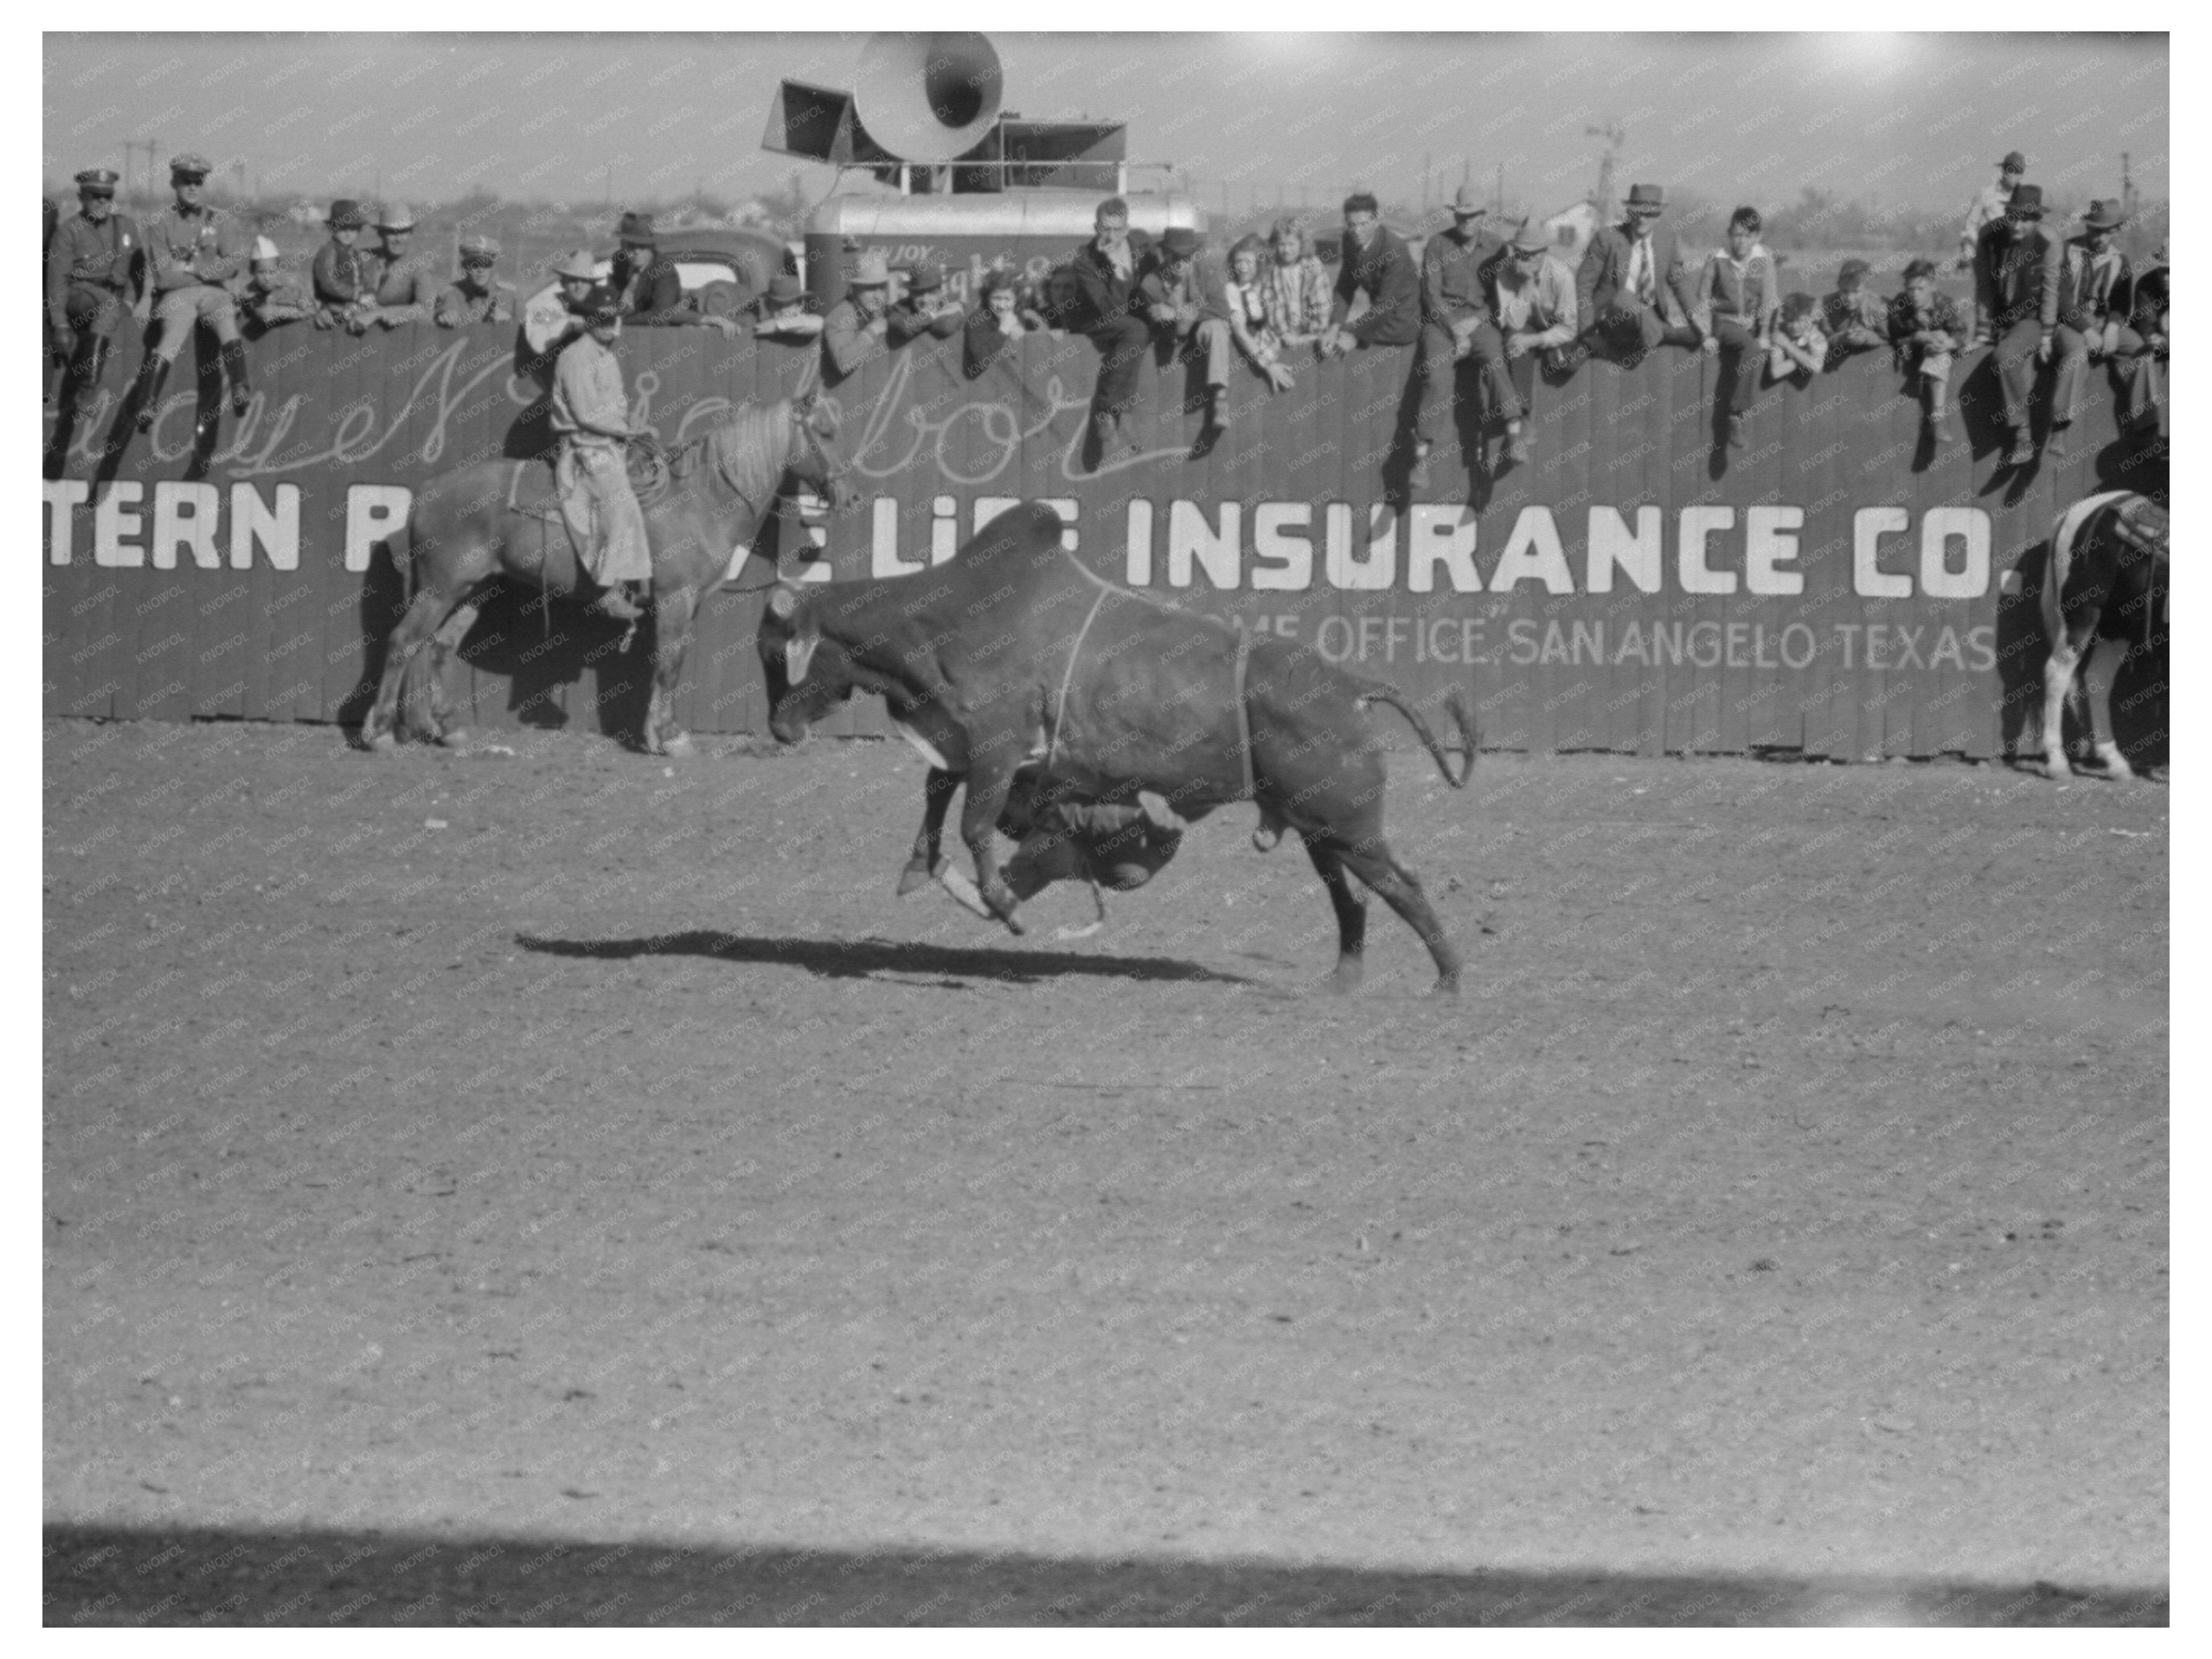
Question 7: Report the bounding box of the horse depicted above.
[360,393,860,756]
[2040,489,2169,780]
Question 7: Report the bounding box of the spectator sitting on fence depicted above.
[46,166,141,410]
[1888,256,1967,446]
[1576,182,1703,363]
[742,271,823,342]
[1957,149,2027,271]
[607,212,739,338]
[1408,184,1506,489]
[1320,192,1419,358]
[1262,216,1332,352]
[359,202,441,329]
[1482,220,1580,470]
[2052,199,2136,443]
[887,263,966,344]
[1971,181,2060,464]
[1820,259,1889,360]
[431,235,517,327]
[131,152,250,428]
[1073,196,1149,455]
[1137,226,1236,437]
[1022,264,1084,337]
[964,267,1028,378]
[234,237,316,334]
[1696,206,1780,450]
[523,248,600,362]
[822,249,896,381]
[1222,234,1295,395]
[2109,242,2167,432]
[312,198,377,332]
[1766,292,1828,385]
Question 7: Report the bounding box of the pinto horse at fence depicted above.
[2041,489,2169,780]
[361,394,859,755]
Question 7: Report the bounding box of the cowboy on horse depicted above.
[551,285,656,621]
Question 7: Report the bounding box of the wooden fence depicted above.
[42,320,2166,761]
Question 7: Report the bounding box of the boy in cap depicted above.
[360,203,439,328]
[1480,220,1580,470]
[1819,259,1889,359]
[434,235,518,327]
[550,286,654,622]
[1574,183,1703,361]
[1888,258,1968,446]
[234,237,315,332]
[1408,184,1508,488]
[1137,226,1236,436]
[822,249,896,379]
[1971,181,2061,463]
[1958,151,2027,271]
[45,166,142,406]
[132,151,250,426]
[1320,192,1419,357]
[742,271,822,341]
[2051,199,2135,439]
[312,199,376,331]
[886,263,965,344]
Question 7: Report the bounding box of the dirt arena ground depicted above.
[42,717,2167,1625]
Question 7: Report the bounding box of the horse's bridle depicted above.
[711,402,851,595]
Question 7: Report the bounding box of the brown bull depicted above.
[757,500,1477,993]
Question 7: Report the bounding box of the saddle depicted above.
[504,442,674,527]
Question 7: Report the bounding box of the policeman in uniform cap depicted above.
[46,166,142,406]
[434,235,518,327]
[133,151,250,428]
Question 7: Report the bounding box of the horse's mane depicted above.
[697,400,796,505]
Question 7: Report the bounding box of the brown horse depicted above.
[361,394,859,755]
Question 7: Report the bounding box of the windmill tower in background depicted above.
[1587,120,1624,219]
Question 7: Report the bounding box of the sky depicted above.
[41,30,2168,218]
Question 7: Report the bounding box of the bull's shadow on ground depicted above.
[515,929,1254,987]
[42,1523,2166,1628]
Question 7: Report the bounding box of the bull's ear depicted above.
[766,582,803,621]
[785,625,821,687]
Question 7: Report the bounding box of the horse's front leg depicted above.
[642,585,697,756]
[897,767,963,896]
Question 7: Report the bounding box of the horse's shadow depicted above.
[516,929,1254,986]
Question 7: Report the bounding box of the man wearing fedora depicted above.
[433,235,517,327]
[742,271,822,341]
[550,286,656,623]
[131,152,250,427]
[312,198,377,331]
[524,248,601,360]
[606,211,736,337]
[45,166,142,409]
[359,203,440,329]
[2052,199,2138,439]
[1574,183,1703,362]
[1137,227,1237,437]
[1958,151,2027,271]
[1481,221,1580,470]
[1409,184,1509,488]
[823,250,896,380]
[1320,192,1420,359]
[1072,196,1151,453]
[1973,181,2062,464]
[887,263,966,344]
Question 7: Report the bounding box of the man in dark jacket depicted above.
[610,210,738,337]
[1072,196,1150,453]
[1972,182,2060,464]
[1576,183,1703,360]
[2050,199,2134,446]
[1320,191,1419,356]
[45,166,142,408]
[1409,184,1508,487]
[1136,226,1236,436]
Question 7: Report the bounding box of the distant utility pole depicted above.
[1587,120,1624,216]
[1494,161,1504,216]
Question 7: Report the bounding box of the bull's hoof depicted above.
[1323,961,1363,996]
[1429,972,1463,998]
[998,910,1026,938]
[894,859,935,898]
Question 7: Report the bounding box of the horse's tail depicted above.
[1355,681,1477,789]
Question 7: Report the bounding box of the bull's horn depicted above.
[933,858,995,920]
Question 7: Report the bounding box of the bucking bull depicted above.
[2041,489,2169,780]
[757,500,1478,993]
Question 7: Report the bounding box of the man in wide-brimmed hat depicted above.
[359,201,439,328]
[1574,183,1702,362]
[823,248,896,379]
[887,262,966,344]
[1408,183,1509,488]
[742,270,822,341]
[131,151,250,427]
[1480,219,1580,470]
[550,285,654,622]
[1972,180,2061,463]
[434,234,517,327]
[2051,198,2138,438]
[524,246,602,357]
[45,166,142,408]
[1958,150,2028,270]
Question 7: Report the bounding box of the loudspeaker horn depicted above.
[853,32,1004,166]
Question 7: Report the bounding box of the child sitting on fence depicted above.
[1767,292,1828,384]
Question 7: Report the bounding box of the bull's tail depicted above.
[1356,681,1477,789]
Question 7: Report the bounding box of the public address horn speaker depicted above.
[853,32,1004,165]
